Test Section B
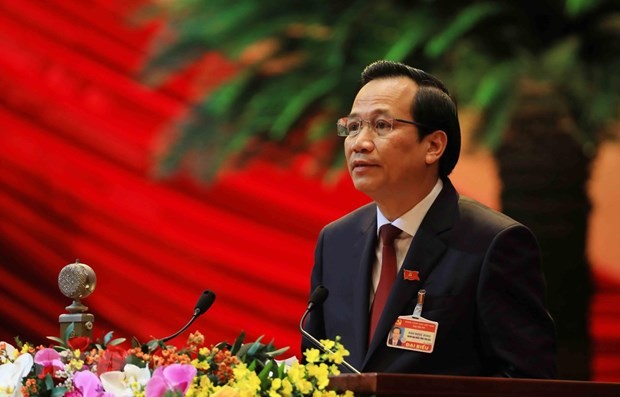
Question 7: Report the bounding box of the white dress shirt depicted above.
[371,178,444,298]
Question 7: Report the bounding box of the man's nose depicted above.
[356,121,377,138]
[349,127,375,152]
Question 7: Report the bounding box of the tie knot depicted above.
[380,224,401,245]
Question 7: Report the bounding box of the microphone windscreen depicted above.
[194,290,216,316]
[309,285,329,306]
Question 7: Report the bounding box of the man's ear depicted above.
[424,130,447,166]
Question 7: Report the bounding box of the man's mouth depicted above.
[351,160,378,171]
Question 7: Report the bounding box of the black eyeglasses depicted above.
[336,117,433,137]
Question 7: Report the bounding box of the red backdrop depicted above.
[0,0,618,381]
[0,0,371,360]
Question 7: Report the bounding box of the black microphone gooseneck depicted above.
[161,290,216,343]
[299,285,361,374]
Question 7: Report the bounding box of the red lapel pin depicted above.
[403,270,420,281]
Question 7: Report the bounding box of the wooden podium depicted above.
[328,373,620,397]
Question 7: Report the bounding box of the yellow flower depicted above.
[268,390,281,397]
[269,376,290,397]
[280,379,293,397]
[187,375,217,397]
[307,363,330,389]
[270,378,282,391]
[296,379,313,395]
[68,358,84,371]
[191,358,211,370]
[231,363,261,397]
[327,349,345,364]
[304,348,321,364]
[320,339,335,350]
[212,385,241,397]
[285,362,305,385]
[286,362,314,394]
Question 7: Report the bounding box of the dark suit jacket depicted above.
[304,178,556,378]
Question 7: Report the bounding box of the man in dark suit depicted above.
[303,60,556,378]
[388,326,404,347]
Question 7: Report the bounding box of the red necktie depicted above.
[369,224,401,342]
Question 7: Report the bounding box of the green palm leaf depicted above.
[425,2,504,59]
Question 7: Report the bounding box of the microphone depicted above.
[191,290,217,318]
[160,290,216,343]
[299,286,360,374]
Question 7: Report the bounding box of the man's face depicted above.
[392,328,401,340]
[344,77,433,205]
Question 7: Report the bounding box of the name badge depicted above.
[386,315,439,353]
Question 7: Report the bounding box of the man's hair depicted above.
[360,60,461,178]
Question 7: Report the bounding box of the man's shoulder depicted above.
[453,194,536,245]
[435,192,539,255]
[457,195,522,230]
[425,179,525,237]
[323,202,376,233]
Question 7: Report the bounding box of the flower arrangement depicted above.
[0,325,353,397]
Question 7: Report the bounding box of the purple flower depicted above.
[145,364,196,397]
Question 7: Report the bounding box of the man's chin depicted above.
[352,180,380,197]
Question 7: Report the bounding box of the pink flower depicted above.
[145,364,196,397]
[34,348,65,378]
[73,370,114,397]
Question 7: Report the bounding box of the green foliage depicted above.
[565,0,606,17]
[231,333,289,372]
[46,324,127,353]
[142,0,620,179]
[46,323,75,349]
[383,12,435,60]
[424,2,503,59]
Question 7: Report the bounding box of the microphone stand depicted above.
[161,311,200,343]
[299,309,361,374]
[143,290,215,352]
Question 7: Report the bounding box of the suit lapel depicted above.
[362,179,458,367]
[349,206,377,368]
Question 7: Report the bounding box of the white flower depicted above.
[275,356,298,371]
[0,352,33,397]
[100,364,151,397]
[0,343,16,365]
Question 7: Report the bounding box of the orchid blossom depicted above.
[0,351,33,397]
[99,364,150,396]
[34,348,65,373]
[145,364,196,397]
[73,370,115,397]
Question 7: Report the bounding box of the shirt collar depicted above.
[377,178,444,237]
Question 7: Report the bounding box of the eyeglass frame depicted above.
[336,116,434,137]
